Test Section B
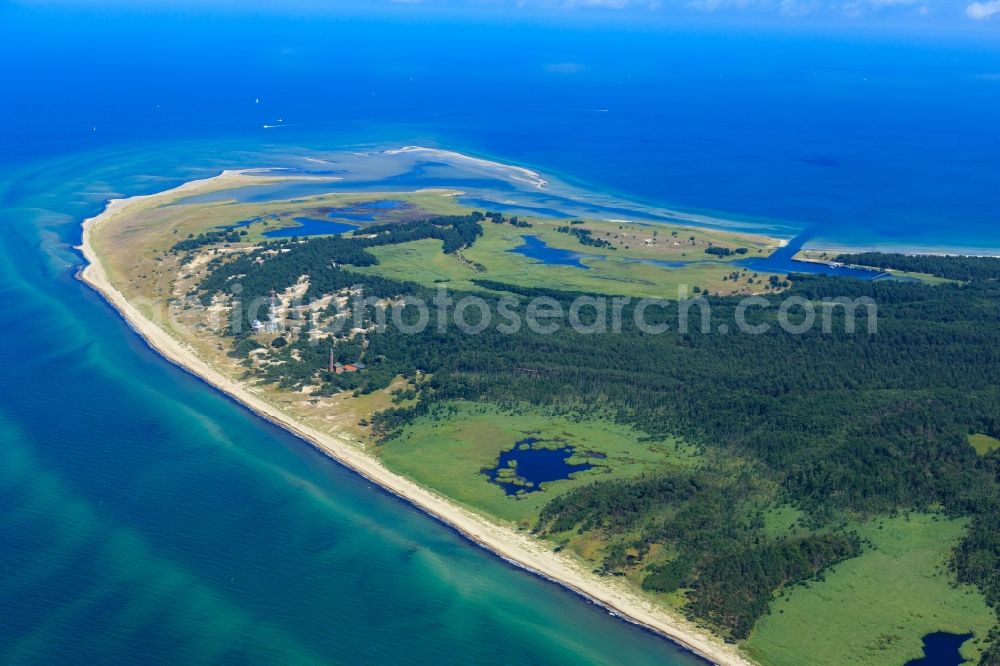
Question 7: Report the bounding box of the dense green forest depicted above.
[536,470,861,638]
[836,251,1000,281]
[188,217,1000,655]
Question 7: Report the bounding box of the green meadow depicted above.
[745,513,995,666]
[969,433,1000,456]
[378,401,697,525]
[355,216,783,299]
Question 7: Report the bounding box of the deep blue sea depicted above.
[2,3,999,663]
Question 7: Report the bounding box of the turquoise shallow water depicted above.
[0,144,703,664]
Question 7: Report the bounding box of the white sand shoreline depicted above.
[385,145,550,190]
[77,169,752,666]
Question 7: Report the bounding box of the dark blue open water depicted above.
[2,3,999,664]
[905,632,973,666]
[484,439,595,495]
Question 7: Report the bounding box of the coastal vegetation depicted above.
[837,252,1000,282]
[95,187,1000,664]
[746,514,996,665]
[350,214,780,298]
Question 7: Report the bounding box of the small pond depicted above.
[483,438,595,496]
[904,632,973,666]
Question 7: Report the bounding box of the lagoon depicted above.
[509,234,603,269]
[262,217,357,238]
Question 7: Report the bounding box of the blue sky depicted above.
[6,0,1000,31]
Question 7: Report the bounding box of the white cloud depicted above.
[966,0,1000,18]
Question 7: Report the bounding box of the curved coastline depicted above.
[77,169,753,666]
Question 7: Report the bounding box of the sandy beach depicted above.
[78,170,753,666]
[385,146,550,190]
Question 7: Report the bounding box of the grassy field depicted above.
[744,513,995,666]
[356,216,785,299]
[969,433,1000,456]
[378,401,696,525]
[760,504,809,538]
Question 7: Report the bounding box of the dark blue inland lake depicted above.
[510,235,691,271]
[510,234,603,269]
[484,439,595,495]
[905,632,974,666]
